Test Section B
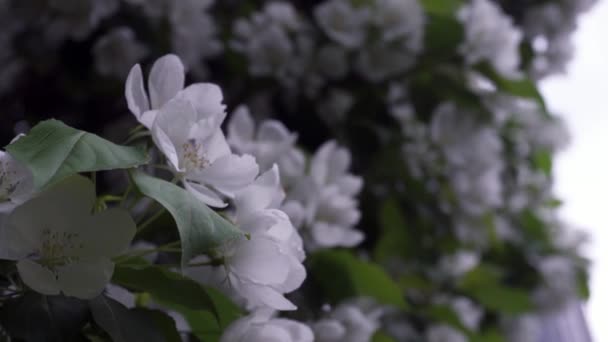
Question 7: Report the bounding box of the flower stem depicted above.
[136,207,167,235]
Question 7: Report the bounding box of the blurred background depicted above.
[0,0,602,341]
[543,0,608,339]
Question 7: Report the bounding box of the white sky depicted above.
[540,1,608,340]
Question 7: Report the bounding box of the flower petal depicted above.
[231,236,290,285]
[17,260,60,296]
[57,258,114,299]
[196,154,259,198]
[184,181,227,208]
[228,105,255,148]
[148,54,185,109]
[234,165,280,216]
[177,83,226,120]
[125,64,150,119]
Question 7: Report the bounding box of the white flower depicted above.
[227,105,298,172]
[0,175,135,299]
[314,0,369,48]
[151,88,259,207]
[187,166,306,311]
[288,141,364,250]
[0,148,34,213]
[430,103,504,215]
[425,324,467,342]
[125,54,186,128]
[220,309,313,342]
[313,298,383,342]
[371,0,425,45]
[458,0,523,77]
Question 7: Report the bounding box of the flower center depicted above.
[36,229,84,268]
[0,163,20,202]
[182,139,210,172]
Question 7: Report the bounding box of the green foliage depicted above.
[310,250,407,309]
[420,0,464,60]
[6,119,148,189]
[459,264,532,314]
[112,263,217,316]
[89,295,167,342]
[130,171,243,266]
[374,199,410,262]
[112,262,242,340]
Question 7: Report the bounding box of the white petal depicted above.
[240,282,297,311]
[273,318,314,342]
[4,176,95,257]
[148,54,185,109]
[197,154,259,197]
[231,236,289,285]
[139,109,158,129]
[81,208,136,257]
[57,258,114,299]
[234,165,280,216]
[184,181,227,208]
[281,255,306,293]
[152,123,182,172]
[228,105,255,148]
[17,260,61,296]
[258,120,294,143]
[310,140,336,185]
[335,175,363,196]
[125,64,150,119]
[198,130,231,163]
[177,83,226,120]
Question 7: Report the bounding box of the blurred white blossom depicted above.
[220,309,313,342]
[0,176,135,299]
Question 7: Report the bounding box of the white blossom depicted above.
[0,148,34,213]
[371,0,425,45]
[0,176,135,299]
[314,0,369,48]
[151,92,258,207]
[227,105,297,172]
[425,324,467,342]
[458,0,522,77]
[288,141,364,250]
[312,298,383,342]
[220,309,313,342]
[187,166,306,311]
[125,54,186,128]
[430,102,504,215]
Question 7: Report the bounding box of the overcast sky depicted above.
[540,1,608,339]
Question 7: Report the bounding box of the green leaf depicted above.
[310,250,407,309]
[458,264,503,290]
[475,63,547,111]
[420,0,464,59]
[531,149,553,175]
[470,330,506,342]
[470,286,532,314]
[130,171,243,266]
[372,331,397,342]
[6,119,148,189]
[0,293,89,342]
[89,295,165,342]
[112,264,216,314]
[134,308,182,342]
[374,199,410,262]
[157,287,242,342]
